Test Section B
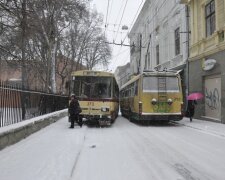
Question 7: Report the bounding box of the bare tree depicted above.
[85,32,111,70]
[0,0,112,94]
[67,10,111,70]
[26,0,86,92]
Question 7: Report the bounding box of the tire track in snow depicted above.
[70,132,86,178]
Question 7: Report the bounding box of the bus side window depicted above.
[125,90,128,97]
[74,80,80,96]
[115,84,119,98]
[135,81,138,95]
[130,83,134,97]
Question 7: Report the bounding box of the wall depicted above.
[0,109,68,150]
[189,50,225,123]
[189,0,225,60]
[129,0,188,74]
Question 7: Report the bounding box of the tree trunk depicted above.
[21,0,27,119]
[50,40,57,93]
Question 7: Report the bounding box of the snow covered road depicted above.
[1,116,225,180]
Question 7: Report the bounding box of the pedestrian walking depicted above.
[69,94,82,128]
[186,100,197,122]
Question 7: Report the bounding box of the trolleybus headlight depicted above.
[151,98,157,105]
[167,99,173,105]
[101,107,109,112]
[139,101,143,115]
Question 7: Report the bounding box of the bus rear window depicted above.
[143,76,179,92]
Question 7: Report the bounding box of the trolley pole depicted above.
[139,34,142,74]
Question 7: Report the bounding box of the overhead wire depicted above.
[106,0,174,48]
[113,0,125,31]
[114,0,128,42]
[120,0,144,46]
[111,0,144,70]
[104,0,110,37]
[108,0,114,23]
[108,0,144,46]
[129,0,145,32]
[107,0,185,71]
[108,0,115,49]
[111,48,129,60]
[113,0,169,71]
[107,0,125,49]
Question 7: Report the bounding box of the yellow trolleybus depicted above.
[120,70,184,123]
[70,70,119,126]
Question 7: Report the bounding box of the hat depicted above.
[70,94,75,98]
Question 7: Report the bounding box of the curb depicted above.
[173,119,225,138]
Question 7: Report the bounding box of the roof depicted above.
[120,70,180,90]
[71,70,114,77]
[120,74,141,90]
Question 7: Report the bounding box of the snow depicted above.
[0,109,67,134]
[1,115,225,180]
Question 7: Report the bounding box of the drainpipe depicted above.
[186,5,190,97]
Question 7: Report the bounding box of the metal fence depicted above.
[0,80,69,128]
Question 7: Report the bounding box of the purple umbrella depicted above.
[187,92,204,100]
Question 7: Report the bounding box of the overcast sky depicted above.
[90,0,144,72]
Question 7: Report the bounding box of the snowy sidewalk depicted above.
[175,117,225,138]
[0,109,68,150]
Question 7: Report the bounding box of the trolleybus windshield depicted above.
[143,76,179,92]
[73,76,112,99]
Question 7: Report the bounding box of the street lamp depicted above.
[122,25,128,30]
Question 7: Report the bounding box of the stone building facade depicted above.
[129,0,188,74]
[181,0,225,123]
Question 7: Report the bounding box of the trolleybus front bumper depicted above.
[80,114,112,125]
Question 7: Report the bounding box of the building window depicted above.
[144,54,148,70]
[144,52,150,70]
[147,52,150,69]
[156,45,159,65]
[205,0,215,37]
[175,27,180,55]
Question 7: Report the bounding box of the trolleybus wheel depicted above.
[128,109,133,122]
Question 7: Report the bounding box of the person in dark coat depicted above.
[69,94,82,128]
[187,100,197,122]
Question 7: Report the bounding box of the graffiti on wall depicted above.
[204,76,221,120]
[205,88,220,110]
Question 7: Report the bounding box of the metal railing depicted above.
[0,80,69,127]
